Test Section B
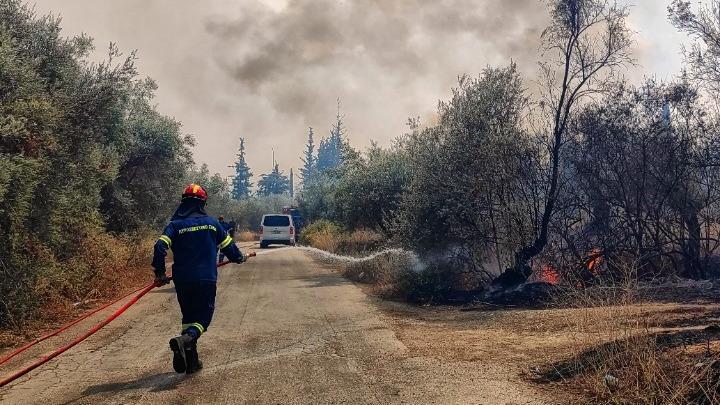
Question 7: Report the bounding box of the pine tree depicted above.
[317,99,345,172]
[300,127,316,181]
[257,163,290,196]
[231,138,253,199]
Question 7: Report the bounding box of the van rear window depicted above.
[263,216,290,227]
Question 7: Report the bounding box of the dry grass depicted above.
[338,229,384,254]
[530,267,720,404]
[32,233,151,323]
[236,231,258,242]
[343,253,720,403]
[300,220,345,253]
[0,232,154,347]
[372,295,720,404]
[306,230,341,253]
[534,303,720,404]
[301,220,384,255]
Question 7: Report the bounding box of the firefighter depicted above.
[152,184,246,374]
[228,219,237,239]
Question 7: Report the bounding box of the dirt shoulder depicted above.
[367,291,720,404]
[372,298,578,404]
[323,244,720,404]
[305,255,565,404]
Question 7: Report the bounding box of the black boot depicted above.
[185,340,203,374]
[169,334,193,373]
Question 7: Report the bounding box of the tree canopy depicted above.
[257,164,290,196]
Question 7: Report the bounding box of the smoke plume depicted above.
[30,0,684,177]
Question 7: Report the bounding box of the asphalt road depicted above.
[0,245,547,404]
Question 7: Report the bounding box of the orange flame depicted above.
[587,248,603,275]
[530,264,560,285]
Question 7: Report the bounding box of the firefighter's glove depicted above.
[234,252,255,264]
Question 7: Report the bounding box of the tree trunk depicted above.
[682,206,704,279]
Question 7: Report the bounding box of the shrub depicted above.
[301,220,385,255]
[341,250,466,304]
[300,220,345,253]
[0,1,191,329]
[0,231,154,333]
[343,251,412,286]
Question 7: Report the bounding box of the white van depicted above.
[259,214,296,248]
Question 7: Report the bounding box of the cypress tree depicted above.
[231,138,253,199]
[317,100,345,172]
[300,127,316,181]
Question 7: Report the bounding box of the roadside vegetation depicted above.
[0,0,286,338]
[298,0,720,300]
[0,0,194,334]
[300,220,383,254]
[295,1,720,403]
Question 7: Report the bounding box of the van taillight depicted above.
[290,226,294,235]
[260,226,263,233]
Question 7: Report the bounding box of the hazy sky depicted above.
[30,0,688,182]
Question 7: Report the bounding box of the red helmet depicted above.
[182,184,208,201]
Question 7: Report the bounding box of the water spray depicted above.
[293,246,427,272]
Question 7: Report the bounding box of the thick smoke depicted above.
[30,0,684,178]
[206,0,547,137]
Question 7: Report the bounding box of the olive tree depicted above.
[497,0,634,286]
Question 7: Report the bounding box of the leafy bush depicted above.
[391,66,535,282]
[300,220,345,253]
[0,1,191,329]
[1,231,153,332]
[342,252,462,304]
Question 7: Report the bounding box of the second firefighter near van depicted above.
[152,184,248,374]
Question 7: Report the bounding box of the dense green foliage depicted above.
[5,0,720,334]
[257,164,290,196]
[392,67,536,279]
[0,1,192,327]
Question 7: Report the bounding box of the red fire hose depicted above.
[0,284,147,367]
[0,256,252,388]
[0,281,159,388]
